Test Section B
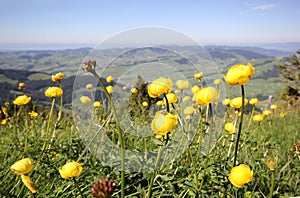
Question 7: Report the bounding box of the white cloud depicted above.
[251,4,275,11]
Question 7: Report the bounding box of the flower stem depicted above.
[268,171,275,198]
[90,70,125,198]
[233,85,245,167]
[163,94,170,113]
[73,177,84,198]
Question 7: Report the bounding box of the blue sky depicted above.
[0,0,299,47]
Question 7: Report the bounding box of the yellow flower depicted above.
[164,93,178,104]
[142,101,148,107]
[21,174,37,193]
[223,62,254,85]
[280,111,286,117]
[225,122,234,133]
[106,86,113,94]
[148,77,172,98]
[263,110,271,116]
[213,79,222,85]
[13,95,31,106]
[106,75,114,83]
[10,158,33,175]
[270,104,277,110]
[18,82,26,90]
[253,114,264,122]
[264,159,276,171]
[86,83,93,89]
[131,88,138,94]
[156,100,164,106]
[59,161,82,179]
[195,87,219,106]
[123,86,127,90]
[94,101,101,108]
[80,96,91,104]
[1,119,7,125]
[151,111,178,137]
[182,96,191,103]
[176,80,190,90]
[184,106,195,115]
[51,72,64,82]
[29,111,38,117]
[230,97,248,109]
[194,72,204,79]
[249,98,259,105]
[228,164,253,187]
[222,98,231,106]
[44,87,63,98]
[191,85,200,95]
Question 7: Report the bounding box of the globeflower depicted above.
[80,96,91,104]
[253,114,264,122]
[106,75,114,83]
[175,80,190,90]
[142,101,148,107]
[213,79,222,85]
[195,87,219,106]
[86,83,93,89]
[94,101,101,108]
[106,86,113,94]
[225,122,234,133]
[191,85,200,95]
[52,72,64,82]
[151,111,178,138]
[249,98,259,105]
[270,104,277,110]
[182,96,190,103]
[131,88,138,94]
[263,110,271,116]
[10,158,33,175]
[13,95,31,106]
[228,164,253,187]
[194,72,204,79]
[164,93,178,104]
[29,111,38,117]
[18,82,26,90]
[59,161,82,179]
[222,98,231,106]
[223,62,254,85]
[148,77,172,98]
[230,97,248,109]
[44,87,63,98]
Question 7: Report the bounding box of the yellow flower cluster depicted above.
[52,72,64,82]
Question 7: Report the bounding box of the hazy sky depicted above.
[0,0,299,46]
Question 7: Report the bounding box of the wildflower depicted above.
[176,80,190,90]
[249,98,259,105]
[280,112,286,117]
[213,79,222,85]
[151,111,178,137]
[1,119,7,125]
[264,159,276,171]
[123,86,127,90]
[94,101,101,108]
[263,110,271,116]
[270,104,277,110]
[222,98,231,106]
[44,87,63,98]
[52,72,64,82]
[106,86,113,94]
[156,100,164,106]
[29,111,38,117]
[106,75,114,83]
[184,106,195,116]
[86,84,93,89]
[253,114,264,122]
[80,96,91,104]
[228,164,253,187]
[10,158,33,175]
[21,174,37,193]
[13,95,31,106]
[18,82,26,90]
[131,88,138,94]
[230,97,248,109]
[182,96,190,103]
[82,60,96,72]
[91,178,115,198]
[142,101,148,107]
[191,85,200,95]
[148,77,172,98]
[194,72,204,79]
[59,161,82,179]
[223,62,254,85]
[164,93,178,104]
[195,87,219,106]
[225,122,234,133]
